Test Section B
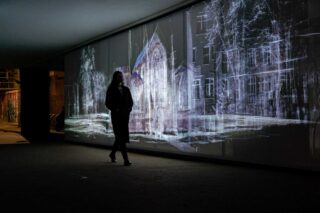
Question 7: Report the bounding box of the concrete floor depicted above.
[0,120,26,145]
[0,136,320,212]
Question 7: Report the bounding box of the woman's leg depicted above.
[119,143,131,166]
[109,140,119,162]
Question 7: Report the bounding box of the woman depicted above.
[105,71,133,166]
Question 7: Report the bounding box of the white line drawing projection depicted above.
[65,0,320,158]
[130,33,170,138]
[78,46,106,115]
[65,46,108,137]
[191,0,301,118]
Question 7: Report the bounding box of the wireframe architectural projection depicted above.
[193,0,301,119]
[65,46,108,136]
[130,33,170,138]
[65,0,320,161]
[78,46,106,115]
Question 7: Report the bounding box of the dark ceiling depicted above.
[0,0,197,69]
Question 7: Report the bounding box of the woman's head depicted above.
[111,71,123,86]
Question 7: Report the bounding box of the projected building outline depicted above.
[65,0,320,155]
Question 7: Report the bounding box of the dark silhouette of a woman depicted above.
[105,71,133,166]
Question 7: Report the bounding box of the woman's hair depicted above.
[109,71,123,88]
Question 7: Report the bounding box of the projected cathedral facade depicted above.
[65,0,320,170]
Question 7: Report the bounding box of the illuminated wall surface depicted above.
[65,0,320,170]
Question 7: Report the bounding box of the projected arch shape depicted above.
[131,32,169,138]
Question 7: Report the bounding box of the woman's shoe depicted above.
[109,153,116,163]
[124,161,132,166]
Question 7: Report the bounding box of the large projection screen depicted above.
[65,0,320,171]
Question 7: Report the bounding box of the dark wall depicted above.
[20,68,50,142]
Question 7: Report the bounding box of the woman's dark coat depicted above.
[105,85,133,143]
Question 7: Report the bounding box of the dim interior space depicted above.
[1,0,320,211]
[0,68,64,144]
[0,69,20,130]
[0,69,63,132]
